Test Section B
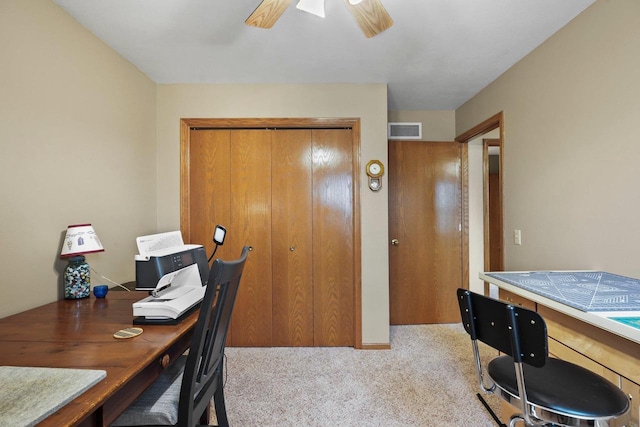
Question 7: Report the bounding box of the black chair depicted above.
[456,288,629,427]
[113,246,249,427]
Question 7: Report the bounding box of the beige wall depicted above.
[156,84,391,345]
[0,0,157,317]
[0,1,391,344]
[456,0,640,277]
[388,110,455,141]
[11,0,629,345]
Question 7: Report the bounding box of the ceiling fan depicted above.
[245,0,393,38]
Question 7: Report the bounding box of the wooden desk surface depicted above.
[0,291,198,426]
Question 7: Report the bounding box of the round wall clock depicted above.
[365,160,384,178]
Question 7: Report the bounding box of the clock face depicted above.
[366,160,384,178]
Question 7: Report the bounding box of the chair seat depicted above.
[488,355,629,419]
[112,355,187,426]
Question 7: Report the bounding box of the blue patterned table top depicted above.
[486,271,640,312]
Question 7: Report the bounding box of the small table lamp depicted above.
[60,224,104,299]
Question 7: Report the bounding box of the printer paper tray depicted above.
[133,304,200,325]
[133,286,206,320]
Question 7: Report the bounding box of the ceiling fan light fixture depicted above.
[348,0,364,4]
[296,0,325,18]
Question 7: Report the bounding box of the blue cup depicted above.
[93,285,109,298]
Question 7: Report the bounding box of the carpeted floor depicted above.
[218,323,503,426]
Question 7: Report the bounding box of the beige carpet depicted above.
[219,323,503,426]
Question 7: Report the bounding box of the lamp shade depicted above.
[60,224,104,257]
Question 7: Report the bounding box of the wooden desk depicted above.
[0,291,198,426]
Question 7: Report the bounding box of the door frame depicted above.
[483,137,504,293]
[179,117,363,348]
[455,112,504,291]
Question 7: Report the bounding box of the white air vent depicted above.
[388,122,422,140]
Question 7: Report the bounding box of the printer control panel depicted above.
[171,251,193,269]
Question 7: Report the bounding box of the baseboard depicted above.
[360,343,391,350]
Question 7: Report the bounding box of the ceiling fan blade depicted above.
[246,0,292,29]
[345,0,393,38]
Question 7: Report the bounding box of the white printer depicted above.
[134,231,209,291]
[132,231,209,322]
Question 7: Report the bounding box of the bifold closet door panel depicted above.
[229,129,273,346]
[187,129,232,262]
[312,129,354,346]
[271,130,314,346]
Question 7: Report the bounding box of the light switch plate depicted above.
[514,229,522,245]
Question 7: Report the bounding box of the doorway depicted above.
[484,138,503,273]
[388,140,464,324]
[456,112,504,295]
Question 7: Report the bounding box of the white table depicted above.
[481,270,640,345]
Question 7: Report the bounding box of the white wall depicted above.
[156,84,390,345]
[0,0,157,317]
[456,0,640,278]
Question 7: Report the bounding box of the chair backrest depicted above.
[178,246,249,426]
[456,288,548,367]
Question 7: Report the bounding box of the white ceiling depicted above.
[53,0,595,110]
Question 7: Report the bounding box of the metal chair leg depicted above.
[509,414,549,427]
[508,414,524,427]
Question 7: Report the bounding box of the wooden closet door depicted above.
[312,129,354,346]
[188,129,231,262]
[229,129,273,346]
[185,125,355,347]
[271,130,314,346]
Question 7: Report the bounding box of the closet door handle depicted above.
[248,246,254,251]
[289,246,295,252]
[391,239,399,246]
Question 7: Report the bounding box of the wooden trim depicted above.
[460,143,469,290]
[180,117,363,349]
[482,140,490,294]
[498,129,505,268]
[181,117,357,129]
[179,120,191,241]
[455,112,504,293]
[361,343,391,350]
[351,120,363,350]
[455,111,503,143]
